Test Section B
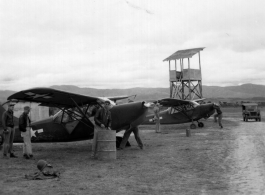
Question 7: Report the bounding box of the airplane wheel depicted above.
[190,124,196,129]
[0,134,3,146]
[116,136,131,148]
[198,122,204,128]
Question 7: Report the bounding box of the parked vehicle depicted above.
[242,103,261,122]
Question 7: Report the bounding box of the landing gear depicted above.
[116,136,131,148]
[190,123,196,129]
[0,134,3,146]
[198,122,204,128]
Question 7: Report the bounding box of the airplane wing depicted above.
[7,87,99,108]
[158,98,191,107]
[106,95,137,102]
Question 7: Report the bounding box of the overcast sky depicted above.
[1,0,265,91]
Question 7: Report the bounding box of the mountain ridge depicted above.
[0,83,264,103]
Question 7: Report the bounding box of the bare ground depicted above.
[1,108,265,195]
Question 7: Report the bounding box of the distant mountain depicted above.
[50,85,169,101]
[0,90,16,104]
[0,84,265,103]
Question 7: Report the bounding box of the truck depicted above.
[242,103,261,122]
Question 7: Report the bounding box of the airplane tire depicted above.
[190,124,196,129]
[0,134,3,146]
[198,122,204,128]
[116,136,131,148]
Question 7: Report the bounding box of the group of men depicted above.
[2,102,33,159]
[1,100,114,160]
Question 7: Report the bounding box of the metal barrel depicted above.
[97,130,116,160]
[186,129,191,137]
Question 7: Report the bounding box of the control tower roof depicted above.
[163,47,205,61]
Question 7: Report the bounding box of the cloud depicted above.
[1,0,265,91]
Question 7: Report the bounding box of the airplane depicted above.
[144,98,215,129]
[0,88,146,148]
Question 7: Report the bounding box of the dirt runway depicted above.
[1,108,265,194]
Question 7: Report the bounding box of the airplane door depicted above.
[54,109,94,135]
[64,120,79,134]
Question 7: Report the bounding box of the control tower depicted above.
[163,47,205,100]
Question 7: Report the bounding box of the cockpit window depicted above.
[53,108,83,123]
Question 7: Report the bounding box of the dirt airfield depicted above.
[1,107,265,195]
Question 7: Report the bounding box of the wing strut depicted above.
[70,97,91,123]
[58,106,94,129]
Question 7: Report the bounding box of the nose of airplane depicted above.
[110,101,149,129]
[202,103,215,119]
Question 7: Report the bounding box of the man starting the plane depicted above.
[19,106,33,159]
[213,103,223,128]
[2,102,18,159]
[91,100,112,158]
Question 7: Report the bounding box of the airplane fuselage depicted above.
[144,103,215,125]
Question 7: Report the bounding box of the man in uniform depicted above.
[153,101,161,133]
[19,106,33,159]
[2,102,18,158]
[91,100,112,158]
[213,103,223,128]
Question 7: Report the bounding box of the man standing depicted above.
[91,100,112,158]
[153,101,161,133]
[2,102,18,158]
[213,103,223,128]
[19,106,33,159]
